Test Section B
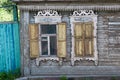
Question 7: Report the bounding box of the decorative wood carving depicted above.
[70,10,98,66]
[36,57,59,66]
[72,10,95,16]
[34,10,61,23]
[36,10,60,16]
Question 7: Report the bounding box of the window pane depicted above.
[50,36,57,55]
[41,25,56,34]
[41,41,48,55]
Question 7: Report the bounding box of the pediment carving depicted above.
[36,10,60,16]
[72,10,95,16]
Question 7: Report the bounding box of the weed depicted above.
[0,68,21,80]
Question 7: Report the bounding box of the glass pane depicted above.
[50,36,57,55]
[41,41,48,55]
[41,25,56,34]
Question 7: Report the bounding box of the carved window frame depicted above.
[34,10,62,65]
[70,10,98,65]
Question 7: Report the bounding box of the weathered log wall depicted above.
[98,12,120,65]
[20,10,120,76]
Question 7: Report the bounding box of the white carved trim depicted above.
[36,57,59,66]
[72,10,95,16]
[70,10,98,66]
[34,10,61,23]
[74,57,94,61]
[36,10,60,16]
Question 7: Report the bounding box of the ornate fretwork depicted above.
[72,10,95,16]
[36,57,60,66]
[36,10,59,16]
[34,10,61,23]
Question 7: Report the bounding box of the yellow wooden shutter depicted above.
[74,23,84,57]
[29,24,40,58]
[75,39,84,56]
[74,23,83,38]
[85,22,93,38]
[57,23,66,58]
[84,23,94,56]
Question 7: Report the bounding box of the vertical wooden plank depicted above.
[74,23,84,57]
[75,39,84,56]
[29,24,40,58]
[10,23,14,71]
[3,24,7,72]
[5,23,12,72]
[57,23,66,40]
[85,23,93,38]
[8,24,12,71]
[23,11,30,76]
[74,23,83,38]
[57,23,67,58]
[85,39,90,56]
[0,24,1,71]
[0,24,2,71]
[89,40,94,55]
[6,24,10,72]
[0,24,5,72]
[84,23,94,56]
[13,23,20,69]
[10,23,15,70]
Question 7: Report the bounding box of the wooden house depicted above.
[13,0,120,79]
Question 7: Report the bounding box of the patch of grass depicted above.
[60,75,67,80]
[0,68,21,80]
[111,77,116,80]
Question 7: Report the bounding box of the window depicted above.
[29,10,67,65]
[70,10,98,65]
[40,24,57,56]
[29,23,67,59]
